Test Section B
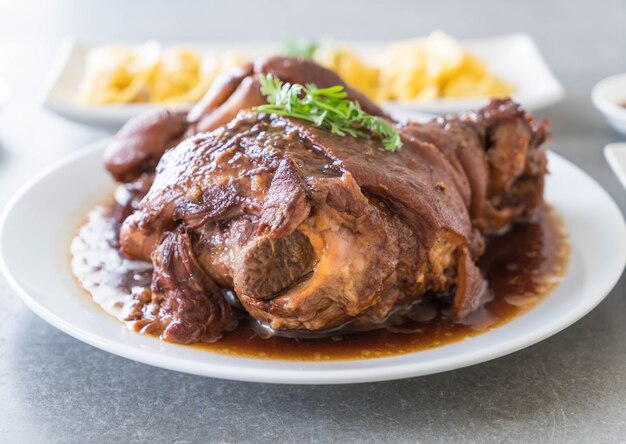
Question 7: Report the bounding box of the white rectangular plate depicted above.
[42,34,565,128]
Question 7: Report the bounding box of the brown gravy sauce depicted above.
[71,197,569,361]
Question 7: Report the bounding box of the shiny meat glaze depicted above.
[120,113,414,332]
[100,56,549,344]
[117,106,547,341]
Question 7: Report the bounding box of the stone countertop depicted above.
[0,0,624,442]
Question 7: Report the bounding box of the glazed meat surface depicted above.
[104,56,383,184]
[106,57,548,343]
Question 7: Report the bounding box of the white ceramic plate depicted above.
[42,34,564,128]
[605,143,626,189]
[1,140,624,384]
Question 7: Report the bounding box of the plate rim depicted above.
[1,139,624,384]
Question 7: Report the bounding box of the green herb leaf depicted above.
[254,74,403,151]
[279,40,318,59]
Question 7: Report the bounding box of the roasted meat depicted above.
[105,57,549,343]
[104,109,188,182]
[104,56,383,183]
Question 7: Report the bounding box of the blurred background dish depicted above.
[592,73,626,136]
[77,31,515,106]
[42,33,564,128]
[383,33,564,115]
[78,41,246,105]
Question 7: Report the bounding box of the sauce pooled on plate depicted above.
[71,195,569,361]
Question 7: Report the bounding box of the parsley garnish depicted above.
[280,40,318,59]
[253,74,402,152]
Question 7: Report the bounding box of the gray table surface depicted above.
[1,0,625,442]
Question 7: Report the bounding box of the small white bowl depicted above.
[592,73,626,136]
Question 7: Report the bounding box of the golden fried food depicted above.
[79,32,513,106]
[313,31,514,101]
[79,42,246,105]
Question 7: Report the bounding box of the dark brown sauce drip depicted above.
[71,198,569,361]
